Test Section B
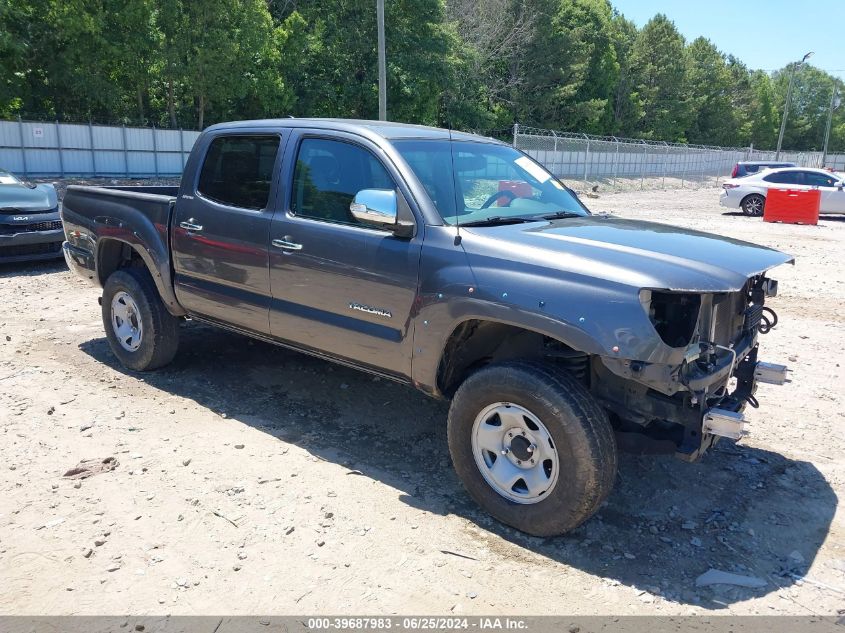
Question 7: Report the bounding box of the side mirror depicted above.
[350,189,397,226]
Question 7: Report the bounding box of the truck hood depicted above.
[0,182,58,212]
[462,215,794,292]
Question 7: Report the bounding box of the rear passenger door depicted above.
[172,131,288,334]
[267,131,423,379]
[763,171,807,190]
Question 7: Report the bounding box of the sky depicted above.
[610,0,845,82]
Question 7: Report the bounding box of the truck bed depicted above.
[62,184,178,215]
[60,184,180,303]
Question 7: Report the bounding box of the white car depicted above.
[720,167,845,216]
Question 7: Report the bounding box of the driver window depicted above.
[803,171,836,187]
[291,138,395,228]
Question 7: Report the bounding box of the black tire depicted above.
[741,193,765,217]
[101,267,179,371]
[447,360,617,537]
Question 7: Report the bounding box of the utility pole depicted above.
[377,0,386,121]
[776,51,813,160]
[822,84,841,168]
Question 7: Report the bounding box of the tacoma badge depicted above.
[348,302,392,318]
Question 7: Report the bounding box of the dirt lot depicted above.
[1,185,843,616]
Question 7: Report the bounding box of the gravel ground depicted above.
[0,184,843,615]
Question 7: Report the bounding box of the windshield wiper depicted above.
[459,216,537,227]
[537,211,583,220]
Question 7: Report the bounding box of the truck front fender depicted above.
[409,229,653,396]
[411,295,626,397]
[409,226,669,397]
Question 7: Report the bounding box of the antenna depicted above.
[448,120,461,246]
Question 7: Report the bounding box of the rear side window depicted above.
[291,138,395,227]
[198,135,280,209]
[763,171,802,185]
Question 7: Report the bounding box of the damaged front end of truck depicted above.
[594,273,788,460]
[426,213,796,463]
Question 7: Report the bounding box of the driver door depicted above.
[267,132,423,379]
[803,170,845,213]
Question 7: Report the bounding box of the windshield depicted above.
[0,171,20,185]
[392,140,588,225]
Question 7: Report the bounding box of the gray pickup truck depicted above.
[61,119,792,536]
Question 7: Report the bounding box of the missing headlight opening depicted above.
[647,291,701,347]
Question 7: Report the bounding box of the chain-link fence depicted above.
[513,125,845,193]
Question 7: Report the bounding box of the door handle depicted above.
[272,237,303,251]
[179,219,203,231]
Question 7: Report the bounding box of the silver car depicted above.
[0,169,62,263]
[720,166,845,216]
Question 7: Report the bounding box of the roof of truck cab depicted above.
[204,118,503,143]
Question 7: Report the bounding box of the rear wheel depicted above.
[102,267,179,371]
[447,360,617,536]
[741,193,765,217]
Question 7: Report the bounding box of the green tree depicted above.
[7,0,120,120]
[749,70,778,149]
[273,0,452,125]
[609,9,639,135]
[2,0,844,152]
[724,56,755,146]
[774,65,840,151]
[443,0,536,130]
[629,14,689,141]
[0,0,28,116]
[830,120,845,155]
[104,0,159,125]
[225,5,300,122]
[683,37,739,146]
[180,0,288,129]
[154,0,187,127]
[520,0,620,132]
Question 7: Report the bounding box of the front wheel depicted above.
[447,360,617,537]
[741,194,765,217]
[102,267,179,371]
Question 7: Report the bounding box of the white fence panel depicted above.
[0,118,201,178]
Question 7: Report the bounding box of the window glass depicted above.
[394,139,586,224]
[763,171,802,185]
[197,135,280,209]
[803,171,837,187]
[455,152,545,209]
[291,138,395,227]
